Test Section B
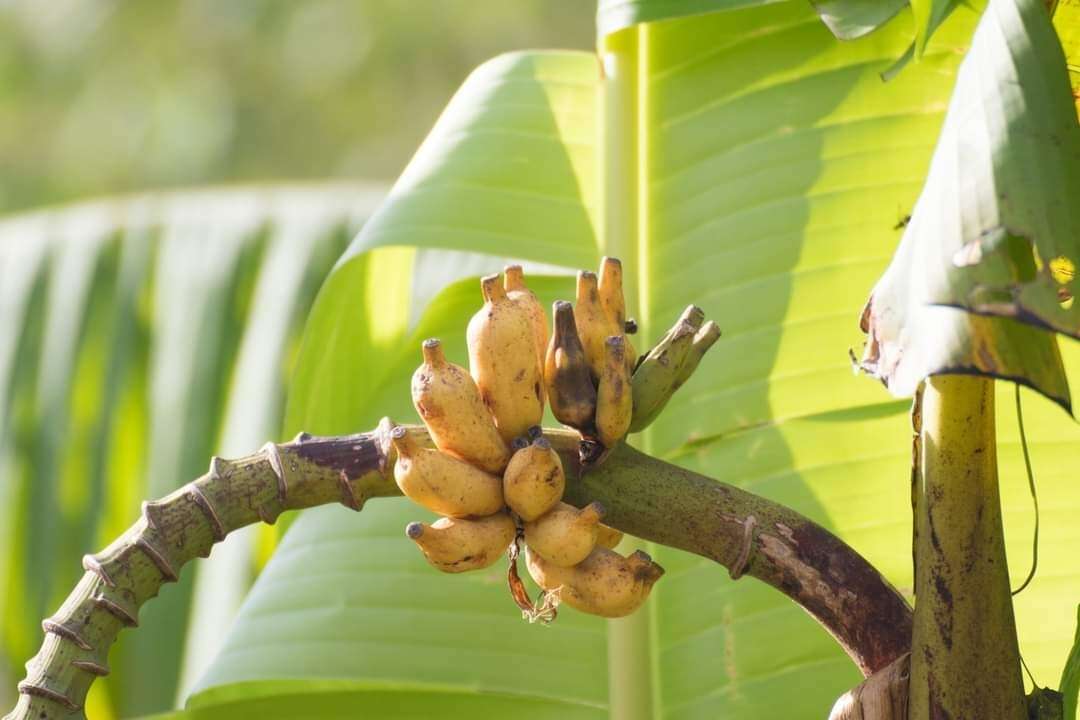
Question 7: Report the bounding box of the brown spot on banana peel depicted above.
[412,338,511,474]
[468,274,544,443]
[524,501,604,567]
[596,336,632,448]
[390,426,504,518]
[503,437,566,521]
[406,512,516,573]
[526,545,663,618]
[598,257,637,372]
[598,257,628,330]
[545,300,597,432]
[504,265,550,383]
[574,271,610,381]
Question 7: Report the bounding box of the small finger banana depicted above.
[526,546,665,618]
[595,523,624,549]
[675,321,721,386]
[412,338,510,474]
[629,305,705,433]
[504,265,549,377]
[545,301,597,432]
[597,257,637,371]
[390,426,503,518]
[573,271,609,381]
[467,274,544,443]
[596,336,632,448]
[524,501,604,567]
[406,512,516,573]
[503,436,565,521]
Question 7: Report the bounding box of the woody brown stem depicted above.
[7,421,909,719]
[560,440,912,676]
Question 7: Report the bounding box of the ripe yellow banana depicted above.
[390,426,503,518]
[467,274,544,443]
[406,512,515,573]
[545,301,597,432]
[504,265,549,376]
[595,523,624,549]
[526,546,665,618]
[597,256,637,371]
[595,336,632,448]
[503,436,565,521]
[411,338,510,474]
[573,271,610,381]
[524,501,604,567]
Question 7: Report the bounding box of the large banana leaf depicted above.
[596,0,912,40]
[184,3,1080,720]
[860,0,1080,407]
[0,184,384,717]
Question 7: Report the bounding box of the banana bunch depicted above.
[393,259,719,621]
[548,257,637,448]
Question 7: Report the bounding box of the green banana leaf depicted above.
[596,0,910,40]
[596,0,946,45]
[860,0,1080,408]
[1062,605,1080,720]
[0,184,384,718]
[182,3,1080,720]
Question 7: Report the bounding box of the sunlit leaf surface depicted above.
[0,184,383,717]
[859,0,1080,409]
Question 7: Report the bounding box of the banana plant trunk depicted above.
[909,374,1026,719]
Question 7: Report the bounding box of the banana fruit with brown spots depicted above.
[598,256,637,372]
[503,436,565,521]
[545,301,597,432]
[596,335,632,448]
[467,274,544,443]
[526,546,664,618]
[504,265,549,375]
[573,271,610,381]
[406,512,516,573]
[524,501,604,567]
[390,426,503,518]
[412,338,510,474]
[390,256,720,621]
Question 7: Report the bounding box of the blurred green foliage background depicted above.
[0,3,592,718]
[0,0,594,213]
